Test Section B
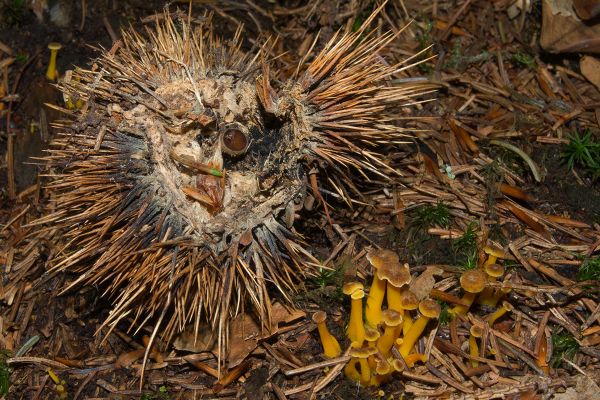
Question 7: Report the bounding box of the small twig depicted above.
[426,362,473,394]
[284,356,350,376]
[7,357,69,369]
[79,0,86,31]
[94,125,107,151]
[0,204,30,232]
[440,0,474,41]
[102,16,119,43]
[311,347,351,393]
[213,360,251,393]
[270,382,288,400]
[490,140,541,182]
[73,370,97,400]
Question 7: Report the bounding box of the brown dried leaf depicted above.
[115,348,145,368]
[411,266,444,301]
[227,313,261,367]
[580,56,600,91]
[541,0,600,53]
[271,302,306,326]
[227,302,304,367]
[173,324,217,353]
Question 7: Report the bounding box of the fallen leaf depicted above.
[271,302,306,326]
[540,0,600,53]
[411,266,444,301]
[553,372,600,400]
[227,313,261,367]
[228,302,305,367]
[173,324,217,353]
[580,56,600,91]
[115,348,145,368]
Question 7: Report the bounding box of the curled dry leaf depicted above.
[228,302,305,367]
[173,324,218,353]
[580,56,600,91]
[541,0,600,53]
[411,266,444,301]
[115,349,145,369]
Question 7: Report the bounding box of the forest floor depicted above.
[1,0,600,399]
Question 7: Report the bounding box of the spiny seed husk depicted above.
[37,7,436,356]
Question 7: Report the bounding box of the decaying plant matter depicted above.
[33,6,436,358]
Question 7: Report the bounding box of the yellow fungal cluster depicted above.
[451,245,511,316]
[312,249,442,387]
[311,245,518,387]
[47,368,68,399]
[44,42,85,110]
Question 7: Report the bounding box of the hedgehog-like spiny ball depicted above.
[39,9,436,351]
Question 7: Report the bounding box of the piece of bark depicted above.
[580,55,600,91]
[573,0,600,20]
[541,0,600,53]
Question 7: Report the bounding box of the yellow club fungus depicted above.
[483,245,506,267]
[343,282,366,346]
[312,311,342,358]
[391,358,405,373]
[404,353,427,368]
[469,325,483,367]
[346,346,377,386]
[479,263,505,306]
[377,309,403,356]
[399,289,419,335]
[365,249,400,326]
[450,269,486,315]
[486,300,514,327]
[46,42,62,81]
[371,353,393,386]
[399,298,440,358]
[378,259,412,313]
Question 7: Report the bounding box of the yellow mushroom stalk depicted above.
[450,269,487,315]
[404,353,427,368]
[469,325,483,367]
[399,290,419,336]
[312,311,342,358]
[348,346,377,386]
[486,300,513,327]
[377,310,403,356]
[365,249,411,327]
[383,261,412,313]
[46,42,62,81]
[479,263,505,307]
[344,359,362,383]
[399,299,440,358]
[365,273,386,327]
[387,282,402,312]
[343,282,366,346]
